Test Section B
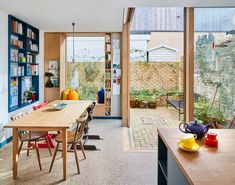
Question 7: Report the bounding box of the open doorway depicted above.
[129,8,184,150]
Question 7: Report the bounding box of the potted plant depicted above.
[136,94,146,108]
[130,89,138,108]
[130,96,137,108]
[147,95,157,109]
[24,87,36,104]
[194,98,227,128]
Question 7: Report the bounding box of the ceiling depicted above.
[0,0,235,32]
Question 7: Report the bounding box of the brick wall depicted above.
[66,61,183,93]
[130,62,183,91]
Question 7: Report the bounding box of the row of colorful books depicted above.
[27,54,38,63]
[28,41,38,52]
[26,65,39,75]
[27,28,37,40]
[10,64,24,76]
[12,20,23,35]
[11,35,24,49]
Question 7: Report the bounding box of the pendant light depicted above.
[72,22,75,62]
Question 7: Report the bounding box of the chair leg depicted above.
[35,142,42,171]
[73,143,80,174]
[80,141,86,159]
[27,141,30,156]
[49,142,59,172]
[45,136,52,156]
[18,141,23,155]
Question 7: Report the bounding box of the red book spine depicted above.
[12,20,17,33]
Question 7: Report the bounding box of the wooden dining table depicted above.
[4,100,92,180]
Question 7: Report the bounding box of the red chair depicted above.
[32,101,56,148]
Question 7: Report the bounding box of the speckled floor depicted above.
[0,119,157,185]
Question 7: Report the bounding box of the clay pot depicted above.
[148,101,157,109]
[139,101,146,108]
[130,99,137,108]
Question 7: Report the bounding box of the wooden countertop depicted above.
[158,128,235,185]
[4,100,92,129]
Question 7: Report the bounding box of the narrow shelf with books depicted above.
[8,15,40,112]
[104,33,112,116]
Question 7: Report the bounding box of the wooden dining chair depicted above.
[49,111,88,174]
[11,110,52,170]
[32,102,57,149]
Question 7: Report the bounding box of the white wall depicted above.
[0,10,44,144]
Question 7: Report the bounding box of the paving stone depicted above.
[130,107,180,150]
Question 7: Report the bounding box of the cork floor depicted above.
[0,119,156,185]
[130,107,181,150]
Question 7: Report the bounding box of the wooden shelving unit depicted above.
[8,15,40,112]
[104,33,112,116]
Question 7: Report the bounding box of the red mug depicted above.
[204,132,218,147]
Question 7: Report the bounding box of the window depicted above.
[66,36,105,100]
[194,8,235,121]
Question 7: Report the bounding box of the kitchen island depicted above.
[157,128,235,185]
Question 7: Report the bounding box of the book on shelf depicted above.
[26,64,38,75]
[105,72,111,79]
[28,41,38,52]
[105,34,111,43]
[10,63,24,76]
[10,49,18,62]
[106,91,111,98]
[105,81,111,89]
[12,20,23,34]
[27,54,38,63]
[10,78,18,108]
[27,28,36,40]
[11,35,23,49]
[105,62,111,68]
[106,44,111,52]
[105,54,111,61]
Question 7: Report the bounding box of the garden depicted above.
[130,88,182,109]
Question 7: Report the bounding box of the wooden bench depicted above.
[166,92,202,120]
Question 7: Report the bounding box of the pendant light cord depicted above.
[72,22,75,62]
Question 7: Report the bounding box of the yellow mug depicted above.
[180,133,197,149]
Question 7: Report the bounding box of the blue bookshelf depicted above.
[8,15,40,112]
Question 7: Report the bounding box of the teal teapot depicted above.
[179,120,210,139]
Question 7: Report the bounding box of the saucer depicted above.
[177,141,200,152]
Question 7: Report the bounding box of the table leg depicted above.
[13,128,18,179]
[62,129,67,180]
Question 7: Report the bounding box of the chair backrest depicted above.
[33,101,48,111]
[73,111,88,142]
[86,102,96,121]
[11,110,29,138]
[11,110,28,121]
